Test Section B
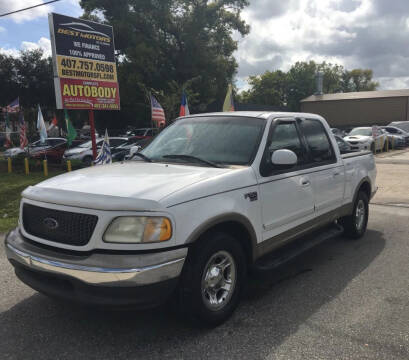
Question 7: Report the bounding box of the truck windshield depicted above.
[141,116,265,166]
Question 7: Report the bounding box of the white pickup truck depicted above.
[5,112,377,325]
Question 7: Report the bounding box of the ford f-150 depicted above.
[5,112,377,325]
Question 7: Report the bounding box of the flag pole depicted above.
[148,91,154,130]
[88,109,97,160]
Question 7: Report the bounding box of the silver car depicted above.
[63,137,128,165]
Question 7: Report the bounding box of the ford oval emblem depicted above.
[43,217,59,230]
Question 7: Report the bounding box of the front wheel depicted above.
[178,232,246,327]
[340,191,369,239]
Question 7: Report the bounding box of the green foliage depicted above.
[0,49,54,110]
[80,0,250,124]
[239,61,379,111]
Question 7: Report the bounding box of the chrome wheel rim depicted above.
[355,199,365,231]
[201,250,237,311]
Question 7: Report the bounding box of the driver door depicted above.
[258,119,315,245]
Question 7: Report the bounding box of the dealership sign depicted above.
[48,13,120,110]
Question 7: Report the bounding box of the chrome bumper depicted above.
[5,229,187,287]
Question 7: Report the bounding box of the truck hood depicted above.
[344,135,372,142]
[23,162,232,211]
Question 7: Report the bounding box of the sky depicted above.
[1,0,408,92]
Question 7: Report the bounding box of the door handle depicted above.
[333,171,341,177]
[301,178,310,186]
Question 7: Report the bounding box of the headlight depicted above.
[103,216,172,243]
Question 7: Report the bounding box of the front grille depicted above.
[22,203,98,246]
[348,141,358,145]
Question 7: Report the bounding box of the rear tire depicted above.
[83,156,93,166]
[178,232,246,327]
[340,191,369,239]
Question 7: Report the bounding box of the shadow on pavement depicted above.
[0,230,385,360]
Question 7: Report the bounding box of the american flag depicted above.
[19,112,28,149]
[4,98,20,113]
[150,95,166,127]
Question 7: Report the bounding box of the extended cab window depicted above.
[299,119,336,164]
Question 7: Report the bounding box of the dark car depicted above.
[381,126,409,146]
[111,137,143,161]
[29,138,68,163]
[126,128,159,140]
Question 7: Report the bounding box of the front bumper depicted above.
[346,141,371,151]
[5,228,187,307]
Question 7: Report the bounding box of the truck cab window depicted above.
[268,122,306,165]
[300,119,336,164]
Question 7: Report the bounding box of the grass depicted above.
[0,170,63,233]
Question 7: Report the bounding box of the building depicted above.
[300,89,409,129]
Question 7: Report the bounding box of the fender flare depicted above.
[185,212,258,261]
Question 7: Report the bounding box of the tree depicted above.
[343,69,379,92]
[13,49,54,110]
[238,70,287,108]
[240,61,379,111]
[80,0,250,126]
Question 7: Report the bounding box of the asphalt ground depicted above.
[1,152,409,359]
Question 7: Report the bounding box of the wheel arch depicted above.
[354,177,372,204]
[185,213,258,264]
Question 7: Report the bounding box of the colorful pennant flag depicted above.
[4,98,20,113]
[64,110,77,146]
[179,91,190,117]
[223,84,235,112]
[94,129,112,165]
[36,104,48,143]
[19,112,28,149]
[150,95,166,128]
[4,112,13,148]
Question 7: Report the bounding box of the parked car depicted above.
[388,121,409,133]
[334,135,352,153]
[111,137,143,162]
[344,127,387,152]
[29,138,68,163]
[331,128,346,138]
[63,137,128,165]
[381,126,409,146]
[380,129,405,148]
[6,112,377,326]
[125,128,159,139]
[3,138,67,162]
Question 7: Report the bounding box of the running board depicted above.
[254,223,344,272]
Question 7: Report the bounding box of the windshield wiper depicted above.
[162,154,221,168]
[133,152,152,162]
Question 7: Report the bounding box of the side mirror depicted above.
[271,149,297,167]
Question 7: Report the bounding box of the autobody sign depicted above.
[49,13,120,110]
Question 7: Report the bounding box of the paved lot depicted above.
[1,151,409,359]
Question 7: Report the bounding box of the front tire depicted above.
[340,191,369,239]
[179,232,246,327]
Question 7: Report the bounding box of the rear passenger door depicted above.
[298,118,345,214]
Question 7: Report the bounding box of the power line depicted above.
[0,0,62,18]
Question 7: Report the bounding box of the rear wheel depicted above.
[178,232,246,327]
[82,156,93,166]
[340,191,369,239]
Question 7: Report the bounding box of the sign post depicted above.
[48,13,120,159]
